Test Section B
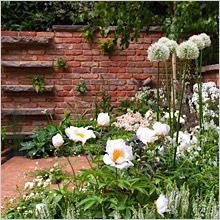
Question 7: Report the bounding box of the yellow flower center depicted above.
[112,149,124,162]
[76,132,85,138]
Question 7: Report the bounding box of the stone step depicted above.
[1,36,52,44]
[2,85,55,93]
[2,61,53,68]
[5,132,33,139]
[1,147,13,157]
[1,156,8,165]
[2,108,54,116]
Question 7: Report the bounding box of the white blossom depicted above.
[189,35,205,50]
[176,40,199,59]
[52,133,64,148]
[147,42,170,61]
[199,33,211,48]
[156,194,170,216]
[136,127,158,145]
[97,112,110,127]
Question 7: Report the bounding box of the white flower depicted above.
[136,127,158,145]
[35,203,49,218]
[103,139,134,169]
[147,42,170,61]
[176,40,199,59]
[153,122,170,136]
[156,194,170,216]
[65,126,96,145]
[24,182,34,190]
[52,133,64,148]
[199,33,211,48]
[189,35,205,50]
[158,37,178,53]
[97,112,110,127]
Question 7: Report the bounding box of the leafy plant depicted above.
[76,81,87,95]
[82,26,95,44]
[54,58,68,70]
[29,76,45,93]
[99,39,116,56]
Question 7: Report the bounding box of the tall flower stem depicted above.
[165,61,172,136]
[199,50,204,132]
[66,156,79,190]
[173,61,188,168]
[156,61,160,121]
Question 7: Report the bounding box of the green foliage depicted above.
[81,26,95,44]
[99,39,116,56]
[29,76,45,93]
[75,81,87,95]
[54,58,68,70]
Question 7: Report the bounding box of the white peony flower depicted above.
[52,133,64,148]
[189,35,205,50]
[103,139,134,169]
[176,40,199,59]
[65,126,96,145]
[136,127,158,145]
[97,112,110,127]
[156,194,170,216]
[199,33,211,48]
[147,42,170,61]
[153,122,170,136]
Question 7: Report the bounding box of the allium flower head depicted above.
[158,37,178,53]
[199,33,211,48]
[147,42,170,61]
[189,35,205,50]
[176,40,199,60]
[65,126,96,145]
[103,139,134,169]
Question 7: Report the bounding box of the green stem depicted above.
[171,55,176,138]
[199,50,204,136]
[66,156,79,190]
[157,62,160,121]
[165,61,172,136]
[173,61,188,168]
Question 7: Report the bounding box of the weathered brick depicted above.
[28,50,45,55]
[2,55,20,61]
[118,50,136,56]
[54,38,63,43]
[65,50,83,55]
[57,91,70,97]
[127,68,143,74]
[55,44,74,50]
[37,32,54,37]
[1,31,18,36]
[82,74,98,79]
[83,50,100,56]
[92,67,108,73]
[81,62,99,68]
[72,67,90,73]
[127,56,145,61]
[100,74,116,79]
[75,44,91,50]
[109,80,126,86]
[63,73,81,79]
[55,32,73,38]
[18,32,37,37]
[63,38,82,43]
[118,74,132,79]
[68,61,81,67]
[47,50,64,55]
[75,56,92,61]
[109,67,126,73]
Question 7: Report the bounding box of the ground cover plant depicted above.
[2,33,219,219]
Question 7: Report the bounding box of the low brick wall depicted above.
[1,26,163,134]
[202,64,219,86]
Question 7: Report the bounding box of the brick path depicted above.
[1,156,91,210]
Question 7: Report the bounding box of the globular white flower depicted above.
[156,194,170,216]
[52,133,64,148]
[153,122,170,136]
[189,35,205,50]
[97,112,110,127]
[199,33,211,48]
[24,182,34,190]
[158,37,178,53]
[147,42,170,61]
[176,40,199,59]
[103,139,134,169]
[136,127,158,145]
[65,126,96,145]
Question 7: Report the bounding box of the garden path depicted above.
[1,156,91,210]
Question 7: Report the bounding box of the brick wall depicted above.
[1,26,164,134]
[1,26,219,136]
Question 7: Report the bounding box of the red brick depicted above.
[75,44,91,50]
[2,55,20,61]
[118,74,132,79]
[1,31,18,36]
[18,32,37,36]
[72,67,90,73]
[93,56,110,61]
[127,68,143,74]
[109,80,126,86]
[75,56,92,61]
[82,74,98,79]
[110,56,127,61]
[68,61,81,67]
[63,73,81,79]
[63,38,82,43]
[92,67,108,73]
[47,50,64,55]
[109,67,126,73]
[57,91,71,97]
[37,32,54,37]
[100,74,116,79]
[9,50,27,55]
[83,50,100,56]
[65,50,83,55]
[100,61,116,67]
[73,32,83,37]
[118,50,136,56]
[55,32,73,37]
[20,55,38,61]
[63,85,74,91]
[81,62,99,68]
[54,38,63,43]
[127,56,145,61]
